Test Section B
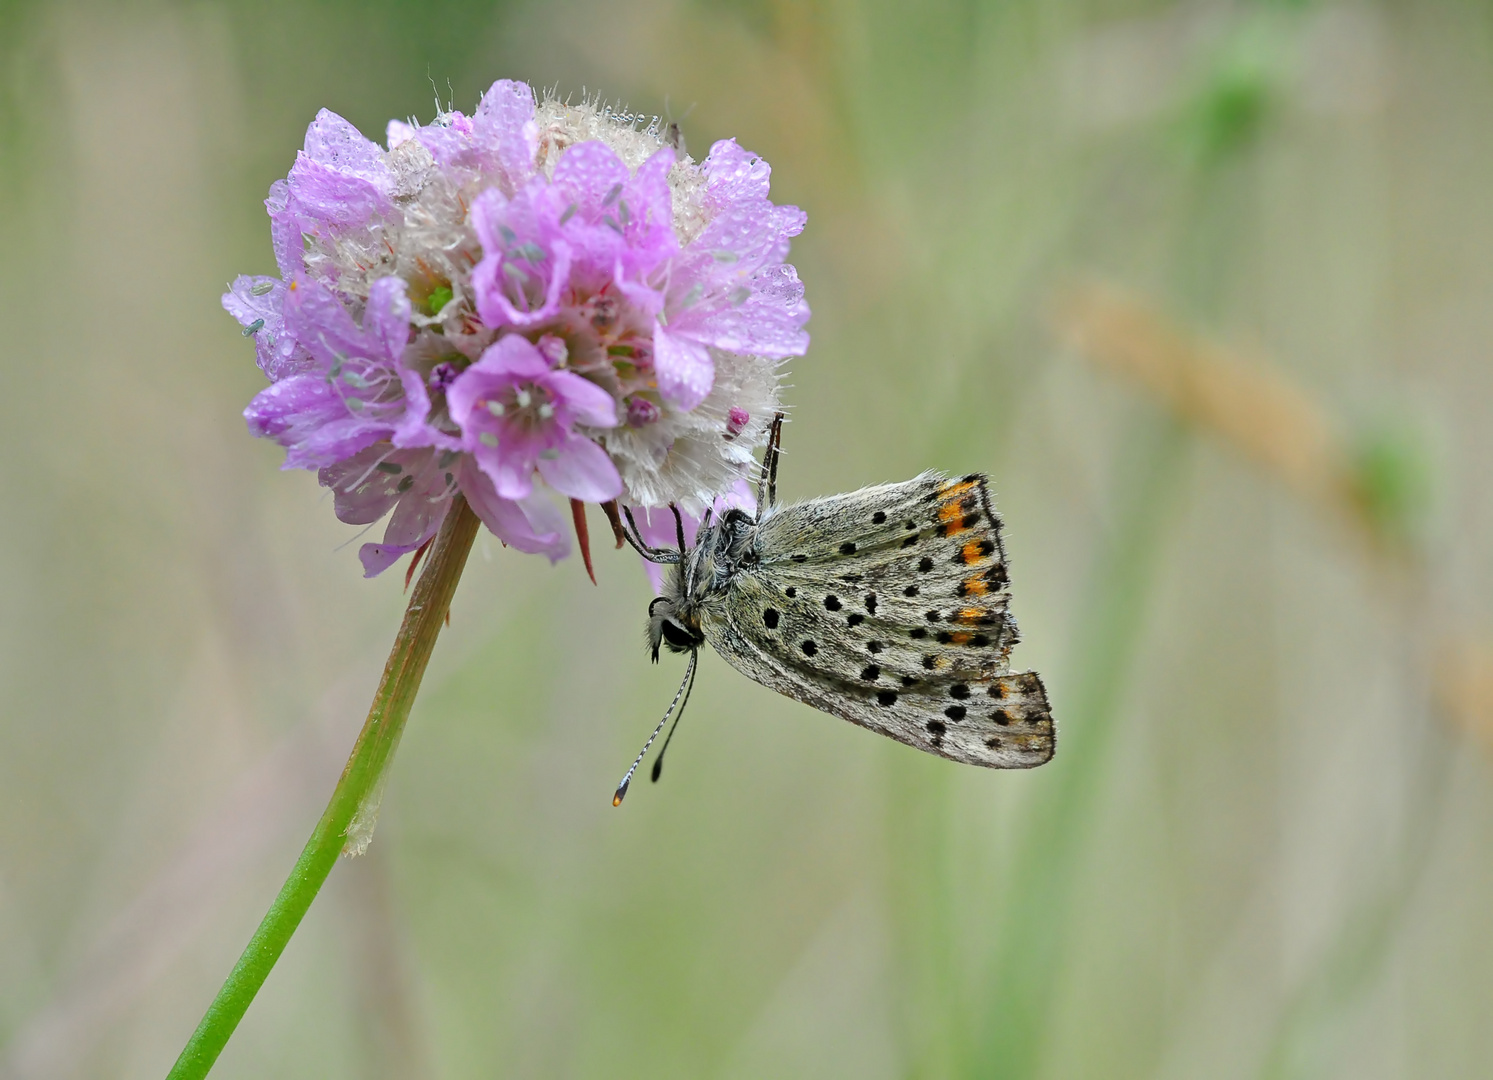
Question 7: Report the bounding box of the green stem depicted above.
[166,496,481,1080]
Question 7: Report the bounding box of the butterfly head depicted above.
[647,595,704,662]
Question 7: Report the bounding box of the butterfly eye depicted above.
[659,619,697,651]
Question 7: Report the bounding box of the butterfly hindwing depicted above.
[701,472,1054,768]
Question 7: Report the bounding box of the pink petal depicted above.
[488,427,543,500]
[544,369,619,428]
[386,119,417,149]
[391,368,458,451]
[468,187,509,251]
[287,158,389,227]
[702,138,771,206]
[536,433,623,502]
[301,109,392,191]
[365,277,412,359]
[359,537,427,578]
[265,181,299,277]
[614,266,664,319]
[683,290,809,359]
[245,375,387,469]
[359,489,450,578]
[282,278,367,367]
[382,478,449,548]
[459,460,570,562]
[551,141,630,219]
[652,326,714,411]
[475,334,552,380]
[473,80,538,191]
[223,275,307,380]
[628,147,677,228]
[319,444,411,524]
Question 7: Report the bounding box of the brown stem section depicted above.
[570,498,596,585]
[599,499,627,548]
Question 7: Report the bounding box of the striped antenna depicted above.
[613,648,697,807]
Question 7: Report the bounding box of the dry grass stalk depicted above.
[1058,280,1493,751]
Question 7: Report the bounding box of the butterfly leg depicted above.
[756,412,785,510]
[620,506,683,565]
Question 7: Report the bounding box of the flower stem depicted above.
[166,496,481,1080]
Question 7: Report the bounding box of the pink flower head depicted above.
[447,335,621,502]
[225,80,808,576]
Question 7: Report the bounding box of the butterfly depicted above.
[611,414,1054,805]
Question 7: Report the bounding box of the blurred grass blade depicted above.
[979,417,1189,1078]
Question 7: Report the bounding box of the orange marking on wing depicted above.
[938,499,973,538]
[962,576,989,596]
[940,479,978,501]
[956,607,985,625]
[948,631,972,645]
[960,541,984,564]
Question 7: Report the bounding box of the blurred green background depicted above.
[4,0,1493,1076]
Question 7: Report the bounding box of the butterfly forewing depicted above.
[701,472,1054,768]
